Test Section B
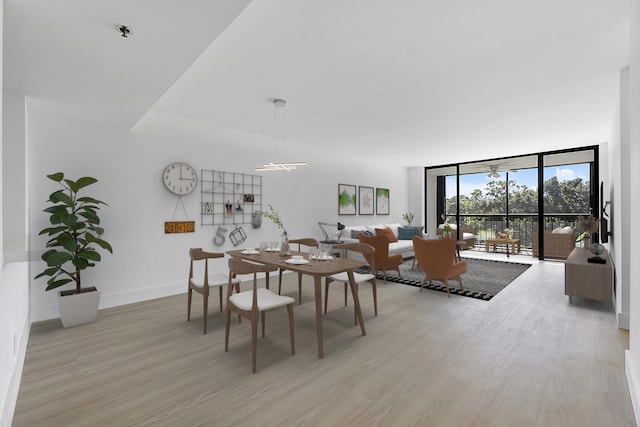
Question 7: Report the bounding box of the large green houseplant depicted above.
[34,173,113,327]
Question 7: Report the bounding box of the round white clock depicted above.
[163,162,198,195]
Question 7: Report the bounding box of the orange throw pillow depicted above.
[375,227,398,243]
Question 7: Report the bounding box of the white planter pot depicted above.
[58,288,100,328]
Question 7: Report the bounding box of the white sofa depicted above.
[338,222,424,259]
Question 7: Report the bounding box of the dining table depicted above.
[226,249,368,358]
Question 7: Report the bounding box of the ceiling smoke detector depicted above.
[118,25,132,38]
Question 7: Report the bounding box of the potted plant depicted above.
[34,173,113,327]
[402,212,414,226]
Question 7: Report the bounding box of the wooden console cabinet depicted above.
[564,247,613,310]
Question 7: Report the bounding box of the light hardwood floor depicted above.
[13,259,635,426]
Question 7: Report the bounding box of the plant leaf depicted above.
[49,190,73,206]
[86,234,113,253]
[56,233,77,252]
[34,267,58,279]
[78,196,106,205]
[47,172,64,182]
[45,278,73,291]
[45,251,73,267]
[75,176,98,190]
[78,249,101,261]
[72,258,90,270]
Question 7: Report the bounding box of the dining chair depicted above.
[188,248,240,334]
[225,257,295,373]
[278,237,319,304]
[358,233,403,282]
[324,242,376,325]
[412,236,467,298]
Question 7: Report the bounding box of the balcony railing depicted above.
[443,213,586,254]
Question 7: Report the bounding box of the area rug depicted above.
[366,257,531,301]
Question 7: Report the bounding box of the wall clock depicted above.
[163,162,198,195]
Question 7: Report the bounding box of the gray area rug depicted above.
[368,257,531,301]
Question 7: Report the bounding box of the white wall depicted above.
[611,67,631,329]
[27,110,410,321]
[1,2,32,425]
[626,1,640,423]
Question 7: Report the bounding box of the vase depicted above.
[582,235,591,249]
[280,232,291,256]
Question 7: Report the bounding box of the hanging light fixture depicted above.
[255,99,307,171]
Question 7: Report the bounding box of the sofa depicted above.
[339,222,424,259]
[532,228,575,259]
[435,225,476,249]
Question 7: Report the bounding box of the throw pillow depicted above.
[398,226,417,240]
[375,226,398,243]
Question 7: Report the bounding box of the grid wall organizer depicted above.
[200,170,263,226]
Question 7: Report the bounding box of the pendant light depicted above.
[256,99,307,171]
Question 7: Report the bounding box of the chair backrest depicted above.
[288,238,319,251]
[333,242,376,272]
[412,236,456,279]
[189,248,224,285]
[358,233,389,266]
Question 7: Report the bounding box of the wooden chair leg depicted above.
[287,304,295,355]
[203,294,208,334]
[218,287,223,312]
[251,317,258,374]
[372,281,377,316]
[187,288,192,321]
[224,307,231,351]
[235,282,241,324]
[278,269,283,294]
[261,311,266,338]
[444,278,451,298]
[297,273,303,305]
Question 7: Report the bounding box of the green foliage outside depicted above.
[444,176,590,247]
[446,176,590,215]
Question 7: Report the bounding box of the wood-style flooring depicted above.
[13,258,635,426]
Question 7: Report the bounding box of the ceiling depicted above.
[3,0,631,167]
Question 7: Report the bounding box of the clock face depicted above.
[163,162,198,195]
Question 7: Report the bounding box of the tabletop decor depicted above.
[257,204,290,255]
[576,214,600,247]
[34,172,113,327]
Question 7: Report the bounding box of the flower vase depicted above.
[280,232,291,256]
[583,235,591,249]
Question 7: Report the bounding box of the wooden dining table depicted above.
[226,249,368,358]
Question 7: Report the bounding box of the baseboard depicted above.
[618,312,630,330]
[1,313,30,427]
[625,350,640,425]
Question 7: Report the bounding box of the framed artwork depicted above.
[338,184,357,215]
[376,188,390,215]
[358,186,374,215]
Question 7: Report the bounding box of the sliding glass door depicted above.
[426,147,598,259]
